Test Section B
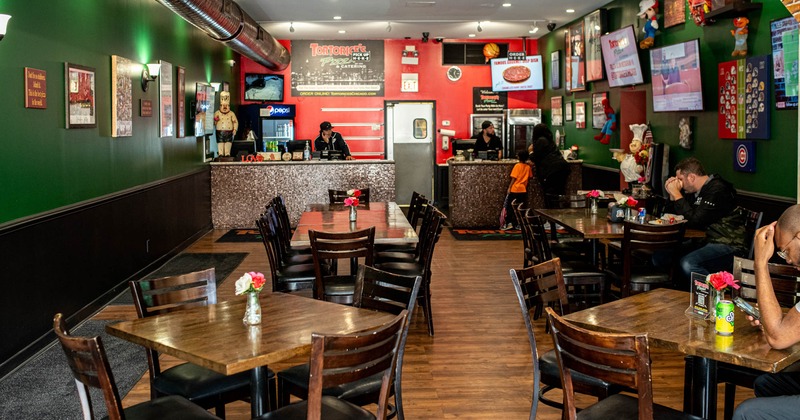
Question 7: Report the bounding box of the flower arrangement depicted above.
[707,271,740,294]
[633,148,649,165]
[344,189,361,207]
[235,272,267,295]
[586,190,604,199]
[615,196,639,209]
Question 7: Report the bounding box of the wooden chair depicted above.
[278,266,422,419]
[545,307,703,420]
[53,313,220,420]
[510,259,625,414]
[256,211,316,292]
[309,226,375,304]
[741,207,764,259]
[256,311,409,420]
[129,268,275,417]
[329,188,371,204]
[270,196,313,264]
[374,204,433,264]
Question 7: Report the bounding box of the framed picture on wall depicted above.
[159,60,174,138]
[664,0,686,28]
[176,66,186,138]
[65,62,97,129]
[551,96,563,126]
[550,50,561,89]
[592,92,608,129]
[565,101,573,121]
[584,9,606,83]
[566,20,586,92]
[110,55,133,137]
[575,101,586,129]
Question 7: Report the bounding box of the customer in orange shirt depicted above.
[501,150,532,230]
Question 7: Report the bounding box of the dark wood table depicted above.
[564,288,800,419]
[291,202,418,246]
[106,293,396,417]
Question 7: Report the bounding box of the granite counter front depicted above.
[211,160,395,229]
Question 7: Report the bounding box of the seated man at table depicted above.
[314,121,354,160]
[733,204,800,420]
[659,157,746,287]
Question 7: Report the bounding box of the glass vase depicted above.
[625,207,634,221]
[349,205,357,222]
[590,198,598,214]
[243,292,261,325]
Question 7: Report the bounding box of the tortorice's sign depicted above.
[291,40,385,97]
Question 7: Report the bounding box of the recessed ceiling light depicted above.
[333,16,342,20]
[468,33,476,37]
[338,30,346,33]
[566,9,575,13]
[502,3,511,6]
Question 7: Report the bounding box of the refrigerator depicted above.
[504,109,542,157]
[259,104,296,152]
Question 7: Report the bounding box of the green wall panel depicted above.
[539,0,797,199]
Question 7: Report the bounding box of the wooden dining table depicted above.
[106,292,396,418]
[564,288,800,420]
[290,201,418,247]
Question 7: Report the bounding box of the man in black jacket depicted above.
[663,157,746,285]
[314,121,354,160]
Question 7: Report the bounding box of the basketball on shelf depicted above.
[483,43,500,62]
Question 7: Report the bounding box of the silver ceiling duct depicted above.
[155,0,290,71]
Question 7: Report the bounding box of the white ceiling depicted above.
[236,0,615,41]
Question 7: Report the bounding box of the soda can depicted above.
[715,300,735,335]
[638,207,646,224]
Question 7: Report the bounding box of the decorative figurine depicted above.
[689,0,712,26]
[679,117,693,149]
[614,124,650,185]
[731,17,749,57]
[593,98,617,145]
[638,0,659,49]
[214,90,239,157]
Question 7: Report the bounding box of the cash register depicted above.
[321,150,345,160]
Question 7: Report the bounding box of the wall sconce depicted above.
[210,82,221,92]
[0,14,11,41]
[141,63,160,92]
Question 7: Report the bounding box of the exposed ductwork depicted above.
[155,0,290,71]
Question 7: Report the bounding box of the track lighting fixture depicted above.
[529,21,539,34]
[477,22,482,32]
[289,22,294,33]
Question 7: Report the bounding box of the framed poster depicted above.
[194,82,213,137]
[550,50,561,89]
[110,55,133,137]
[65,63,96,128]
[159,60,173,138]
[592,92,608,129]
[551,96,563,126]
[290,40,385,97]
[176,66,185,138]
[664,0,686,28]
[575,102,586,129]
[566,20,586,92]
[733,141,756,173]
[718,56,771,139]
[584,9,605,83]
[771,17,799,110]
[565,101,573,121]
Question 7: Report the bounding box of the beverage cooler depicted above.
[259,104,296,153]
[505,109,542,157]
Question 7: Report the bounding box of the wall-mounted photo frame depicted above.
[592,92,608,129]
[575,101,586,129]
[565,101,573,121]
[550,50,561,89]
[65,62,97,129]
[664,0,687,28]
[566,20,586,92]
[176,66,186,138]
[551,96,563,126]
[584,9,606,83]
[159,60,174,138]
[110,56,133,137]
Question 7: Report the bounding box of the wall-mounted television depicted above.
[244,73,284,102]
[600,25,644,88]
[490,55,544,91]
[649,39,704,112]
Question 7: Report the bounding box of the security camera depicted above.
[547,22,557,32]
[422,32,430,43]
[434,37,444,43]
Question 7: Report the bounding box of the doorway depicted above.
[385,101,435,206]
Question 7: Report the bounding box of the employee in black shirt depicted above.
[471,120,503,159]
[314,121,354,160]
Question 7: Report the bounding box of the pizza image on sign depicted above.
[503,65,531,83]
[490,56,544,91]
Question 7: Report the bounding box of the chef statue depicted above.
[638,0,659,49]
[614,124,650,190]
[214,90,238,158]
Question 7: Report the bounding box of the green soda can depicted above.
[715,300,735,336]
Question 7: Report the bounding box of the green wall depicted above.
[538,0,797,199]
[0,0,238,224]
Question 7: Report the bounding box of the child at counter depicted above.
[501,150,532,230]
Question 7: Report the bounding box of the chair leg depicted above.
[683,356,693,413]
[277,377,292,408]
[394,382,405,420]
[214,402,226,419]
[423,284,434,336]
[724,383,736,420]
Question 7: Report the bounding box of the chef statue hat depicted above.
[638,0,657,17]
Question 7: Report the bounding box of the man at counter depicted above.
[471,121,503,159]
[314,121,354,160]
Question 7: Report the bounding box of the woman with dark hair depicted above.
[528,124,570,204]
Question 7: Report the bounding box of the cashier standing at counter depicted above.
[471,121,503,159]
[314,121,354,160]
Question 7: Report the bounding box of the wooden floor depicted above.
[97,227,753,419]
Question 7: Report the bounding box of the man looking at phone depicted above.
[733,204,800,420]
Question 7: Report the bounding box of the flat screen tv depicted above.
[600,25,644,88]
[490,55,544,91]
[244,73,284,101]
[649,39,704,112]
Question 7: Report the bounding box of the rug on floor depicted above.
[216,228,262,243]
[448,227,522,240]
[0,319,147,420]
[109,252,249,305]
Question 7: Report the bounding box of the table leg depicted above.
[690,356,718,420]
[251,366,268,418]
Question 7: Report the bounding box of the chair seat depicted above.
[540,350,622,396]
[276,263,316,291]
[279,364,385,405]
[577,394,702,420]
[323,275,357,297]
[114,395,221,420]
[153,362,266,402]
[255,396,375,420]
[285,252,314,266]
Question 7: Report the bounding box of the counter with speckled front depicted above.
[211,160,395,228]
[448,160,582,228]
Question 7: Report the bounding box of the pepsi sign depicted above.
[733,141,756,173]
[259,104,296,118]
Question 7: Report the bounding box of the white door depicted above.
[385,101,435,205]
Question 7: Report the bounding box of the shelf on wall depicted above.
[704,0,762,20]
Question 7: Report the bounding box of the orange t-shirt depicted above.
[510,162,532,193]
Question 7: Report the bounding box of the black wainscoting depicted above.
[0,169,211,377]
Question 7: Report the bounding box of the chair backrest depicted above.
[525,210,555,265]
[309,227,376,300]
[416,207,446,280]
[621,220,687,297]
[54,313,125,420]
[271,194,294,248]
[732,256,800,307]
[329,188,371,204]
[306,310,408,420]
[739,207,764,259]
[408,194,428,230]
[256,211,284,292]
[354,265,422,316]
[545,307,654,420]
[406,191,424,224]
[516,203,534,268]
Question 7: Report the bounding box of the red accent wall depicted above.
[240,39,538,163]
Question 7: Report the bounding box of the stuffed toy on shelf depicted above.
[638,0,659,49]
[593,98,616,145]
[731,17,749,56]
[689,0,712,26]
